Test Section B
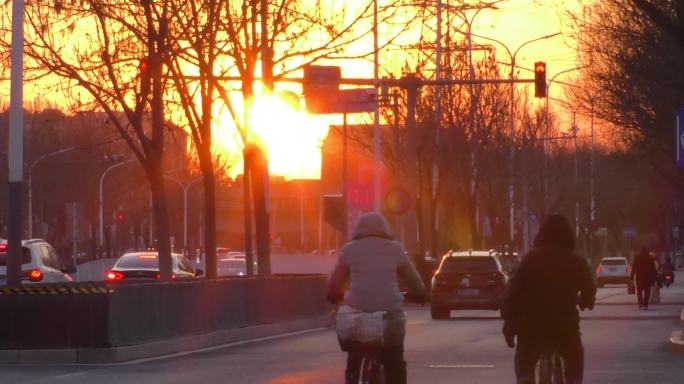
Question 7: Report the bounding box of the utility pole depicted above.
[7,0,25,287]
[252,0,272,275]
[432,0,443,260]
[404,74,419,258]
[373,0,381,212]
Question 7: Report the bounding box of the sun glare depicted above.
[247,92,329,180]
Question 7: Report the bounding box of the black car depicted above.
[430,250,508,319]
[106,252,203,282]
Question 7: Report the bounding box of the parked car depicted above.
[106,251,203,282]
[430,250,508,319]
[218,257,247,277]
[0,239,76,285]
[596,257,631,287]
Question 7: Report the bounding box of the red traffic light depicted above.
[116,211,125,222]
[140,58,149,72]
[534,61,547,98]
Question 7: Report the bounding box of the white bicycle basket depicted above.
[335,305,387,343]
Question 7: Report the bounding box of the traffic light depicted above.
[323,194,346,233]
[116,210,126,223]
[534,61,547,98]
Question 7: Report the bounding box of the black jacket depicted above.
[502,215,596,344]
[631,251,658,286]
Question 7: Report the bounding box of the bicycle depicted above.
[334,305,389,384]
[347,340,386,384]
[534,350,565,384]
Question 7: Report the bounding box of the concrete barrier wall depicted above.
[0,275,329,349]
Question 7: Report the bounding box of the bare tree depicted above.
[11,0,176,280]
[569,0,684,187]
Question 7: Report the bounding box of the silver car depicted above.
[596,257,631,287]
[106,252,202,282]
[0,239,76,285]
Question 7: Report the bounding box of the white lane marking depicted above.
[107,327,331,366]
[429,364,495,369]
[50,372,86,380]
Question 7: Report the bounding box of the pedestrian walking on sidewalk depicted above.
[631,247,659,310]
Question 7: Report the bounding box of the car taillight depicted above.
[155,272,177,280]
[626,265,631,273]
[106,270,124,281]
[22,269,43,282]
[596,265,602,273]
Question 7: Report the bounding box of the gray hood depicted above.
[351,212,393,240]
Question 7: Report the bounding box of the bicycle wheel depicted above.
[359,357,384,384]
[551,353,565,384]
[536,354,553,384]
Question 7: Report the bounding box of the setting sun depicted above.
[245,91,330,180]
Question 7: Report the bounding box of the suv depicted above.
[0,239,76,285]
[430,250,508,319]
[596,257,631,287]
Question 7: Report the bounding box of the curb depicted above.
[1,315,332,365]
[670,330,684,354]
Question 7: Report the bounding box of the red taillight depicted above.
[596,265,602,273]
[626,265,631,273]
[106,270,124,281]
[0,243,7,252]
[22,269,43,282]
[155,272,176,280]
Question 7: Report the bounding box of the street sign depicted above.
[303,65,341,95]
[676,108,684,167]
[306,88,378,114]
[623,227,637,238]
[483,216,492,238]
[384,188,412,215]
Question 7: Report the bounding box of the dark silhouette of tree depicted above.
[11,0,176,280]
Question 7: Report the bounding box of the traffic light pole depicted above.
[342,112,348,240]
[99,160,134,257]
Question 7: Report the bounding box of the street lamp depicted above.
[28,147,76,238]
[164,176,202,255]
[467,31,561,245]
[99,160,135,256]
[543,66,587,215]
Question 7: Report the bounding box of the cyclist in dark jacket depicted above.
[328,212,426,384]
[502,214,596,384]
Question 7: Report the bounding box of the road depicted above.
[2,279,683,383]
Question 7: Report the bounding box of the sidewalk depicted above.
[652,274,684,353]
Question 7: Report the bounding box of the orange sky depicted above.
[1,0,584,180]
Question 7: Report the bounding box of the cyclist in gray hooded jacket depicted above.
[328,211,426,384]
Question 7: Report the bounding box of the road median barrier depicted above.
[0,275,331,363]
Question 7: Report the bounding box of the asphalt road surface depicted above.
[2,278,683,383]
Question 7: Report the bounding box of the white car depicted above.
[218,258,247,277]
[596,257,631,287]
[0,239,76,285]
